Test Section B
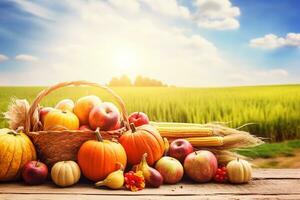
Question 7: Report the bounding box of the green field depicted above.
[0,84,300,142]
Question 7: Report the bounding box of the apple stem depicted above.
[95,128,103,142]
[130,123,136,133]
[35,160,39,167]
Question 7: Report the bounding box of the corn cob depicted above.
[151,121,207,127]
[157,126,214,138]
[185,136,224,147]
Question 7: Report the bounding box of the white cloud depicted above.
[228,68,290,85]
[2,0,297,86]
[12,0,54,20]
[0,54,9,62]
[140,0,190,19]
[193,0,240,30]
[109,0,140,13]
[15,54,38,62]
[250,33,300,49]
[9,0,232,86]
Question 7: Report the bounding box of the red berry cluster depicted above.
[124,171,145,192]
[214,165,228,183]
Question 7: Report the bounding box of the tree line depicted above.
[108,75,167,87]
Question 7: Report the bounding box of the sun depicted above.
[113,47,138,70]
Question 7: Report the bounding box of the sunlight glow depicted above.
[113,47,139,70]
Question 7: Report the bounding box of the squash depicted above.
[227,158,252,184]
[43,109,79,131]
[55,99,75,112]
[78,129,127,182]
[119,124,164,166]
[0,128,37,181]
[51,160,81,187]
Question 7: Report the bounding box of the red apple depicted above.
[39,107,55,124]
[128,112,149,127]
[88,102,120,131]
[74,95,102,125]
[184,150,218,183]
[110,119,121,130]
[79,125,92,131]
[169,139,193,163]
[155,156,183,184]
[22,161,48,185]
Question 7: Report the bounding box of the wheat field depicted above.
[0,84,299,142]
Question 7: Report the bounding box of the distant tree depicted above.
[108,77,120,86]
[133,75,166,87]
[109,75,167,87]
[108,75,132,86]
[119,75,132,86]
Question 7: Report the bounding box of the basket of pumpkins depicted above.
[6,80,164,169]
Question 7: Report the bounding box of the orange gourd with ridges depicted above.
[119,124,164,166]
[78,130,127,181]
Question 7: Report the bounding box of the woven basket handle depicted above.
[24,80,130,133]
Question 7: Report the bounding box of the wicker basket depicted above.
[24,80,130,167]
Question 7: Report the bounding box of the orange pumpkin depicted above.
[119,124,164,166]
[43,109,79,131]
[77,130,127,181]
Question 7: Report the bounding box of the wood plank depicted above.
[1,179,300,195]
[1,194,300,200]
[253,168,300,179]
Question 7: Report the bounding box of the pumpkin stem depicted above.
[130,123,136,133]
[7,130,20,136]
[237,157,240,162]
[95,128,103,142]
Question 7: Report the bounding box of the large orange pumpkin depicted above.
[77,130,127,182]
[43,109,79,131]
[0,128,37,181]
[119,124,164,166]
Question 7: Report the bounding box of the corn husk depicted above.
[3,98,40,131]
[153,121,264,164]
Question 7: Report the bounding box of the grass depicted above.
[237,140,300,158]
[0,84,300,142]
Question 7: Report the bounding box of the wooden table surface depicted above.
[1,169,299,200]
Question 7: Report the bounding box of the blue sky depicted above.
[0,0,299,86]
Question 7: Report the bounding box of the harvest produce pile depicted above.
[0,81,262,190]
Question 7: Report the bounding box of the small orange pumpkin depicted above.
[77,129,127,182]
[43,109,79,131]
[119,124,164,166]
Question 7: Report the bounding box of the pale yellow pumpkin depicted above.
[227,158,252,184]
[43,110,79,131]
[51,161,81,187]
[55,99,75,112]
[0,128,37,181]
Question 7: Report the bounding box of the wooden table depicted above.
[1,169,299,200]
